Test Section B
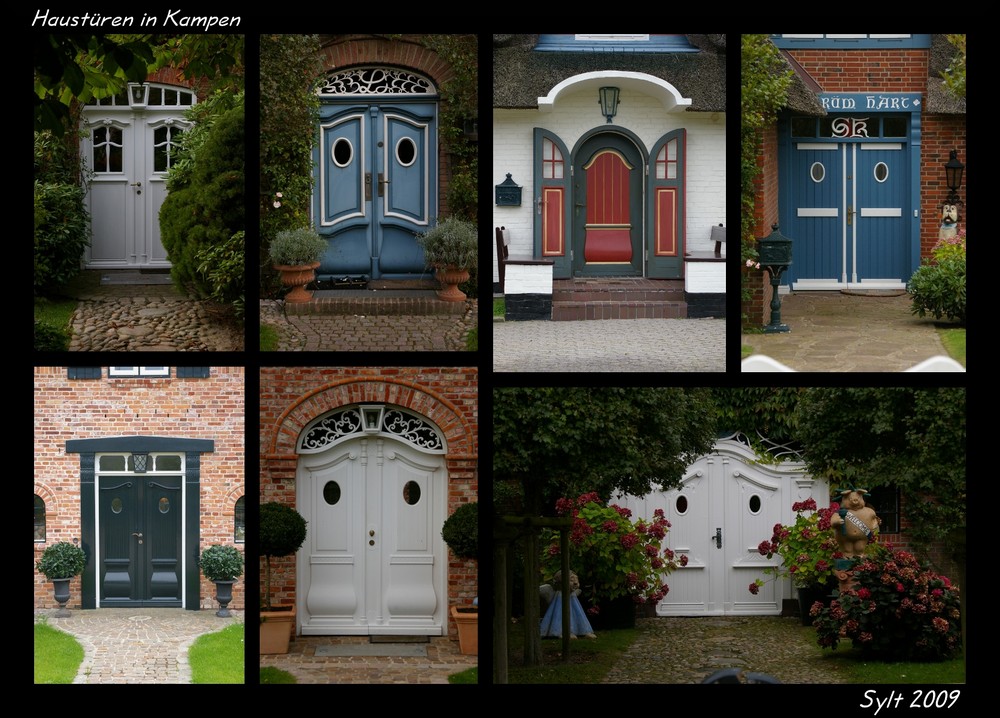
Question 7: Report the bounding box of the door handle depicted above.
[130,181,142,195]
[712,527,722,549]
[369,528,376,547]
[133,532,143,545]
[364,172,372,201]
[378,172,389,197]
[847,205,853,226]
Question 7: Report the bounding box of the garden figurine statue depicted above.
[829,487,879,593]
[539,570,596,639]
[940,203,959,242]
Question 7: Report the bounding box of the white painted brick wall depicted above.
[504,263,553,295]
[492,90,726,283]
[684,260,726,293]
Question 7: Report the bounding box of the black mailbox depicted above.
[759,223,793,268]
[495,173,522,206]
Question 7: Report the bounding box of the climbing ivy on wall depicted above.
[259,34,323,297]
[741,35,792,311]
[420,34,478,224]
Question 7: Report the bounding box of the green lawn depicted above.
[34,296,77,351]
[938,326,966,367]
[34,621,84,684]
[189,623,245,684]
[260,323,279,351]
[260,666,297,684]
[493,298,504,316]
[466,325,478,351]
[448,667,478,684]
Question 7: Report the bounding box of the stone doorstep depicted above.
[284,293,468,316]
[551,301,687,321]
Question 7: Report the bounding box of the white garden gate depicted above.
[615,436,828,616]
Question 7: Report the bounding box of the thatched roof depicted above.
[493,34,726,112]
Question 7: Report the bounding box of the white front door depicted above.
[617,439,820,615]
[81,84,194,268]
[298,436,447,635]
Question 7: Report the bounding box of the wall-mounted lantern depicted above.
[598,86,620,124]
[495,173,522,206]
[128,82,148,108]
[945,149,964,205]
[361,405,384,433]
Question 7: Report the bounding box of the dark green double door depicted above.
[99,476,182,606]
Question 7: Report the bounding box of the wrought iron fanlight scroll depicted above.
[300,406,444,452]
[318,67,435,96]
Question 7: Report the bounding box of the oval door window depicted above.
[159,497,170,514]
[332,138,353,168]
[403,480,421,505]
[810,162,825,183]
[748,495,762,514]
[675,495,688,515]
[874,162,889,183]
[111,497,123,514]
[323,481,341,505]
[396,137,417,167]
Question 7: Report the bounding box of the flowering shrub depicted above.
[542,492,685,614]
[810,547,961,661]
[749,498,841,594]
[907,230,966,324]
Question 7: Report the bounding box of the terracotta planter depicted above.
[435,266,470,302]
[275,262,320,303]
[260,606,296,654]
[450,606,478,656]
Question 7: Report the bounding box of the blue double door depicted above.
[314,102,436,281]
[786,141,910,289]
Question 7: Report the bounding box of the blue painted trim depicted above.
[908,110,922,279]
[534,34,699,53]
[771,34,931,49]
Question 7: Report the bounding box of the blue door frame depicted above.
[778,93,922,290]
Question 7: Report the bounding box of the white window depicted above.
[109,367,170,377]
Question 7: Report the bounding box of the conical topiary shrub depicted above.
[259,502,308,610]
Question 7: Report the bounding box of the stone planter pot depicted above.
[51,578,73,618]
[212,580,236,617]
[275,262,320,303]
[435,266,470,302]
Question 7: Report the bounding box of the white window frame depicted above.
[109,367,170,377]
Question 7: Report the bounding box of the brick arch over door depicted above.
[263,378,476,485]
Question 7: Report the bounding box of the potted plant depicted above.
[416,217,478,302]
[259,501,308,654]
[442,501,478,655]
[269,227,328,303]
[541,492,686,630]
[748,498,840,624]
[199,544,244,617]
[36,541,87,617]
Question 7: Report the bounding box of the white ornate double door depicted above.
[297,434,446,635]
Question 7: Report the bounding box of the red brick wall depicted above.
[259,367,479,641]
[317,35,462,219]
[787,50,928,93]
[33,367,246,611]
[920,116,967,255]
[744,126,780,327]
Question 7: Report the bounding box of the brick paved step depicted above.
[284,290,467,316]
[551,278,686,321]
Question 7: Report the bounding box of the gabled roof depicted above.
[493,34,726,112]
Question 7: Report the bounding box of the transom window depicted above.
[97,453,184,473]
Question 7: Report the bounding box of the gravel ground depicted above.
[601,616,852,684]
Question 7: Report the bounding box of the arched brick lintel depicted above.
[266,378,474,460]
[317,35,457,91]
